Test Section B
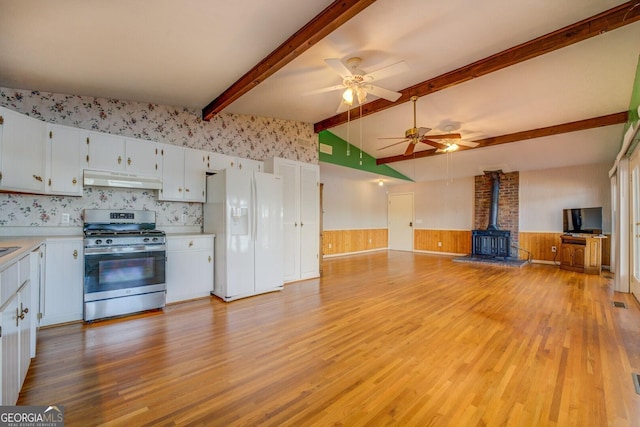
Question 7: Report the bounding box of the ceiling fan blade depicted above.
[421,139,447,150]
[325,58,353,79]
[366,84,402,102]
[424,133,462,140]
[378,139,409,150]
[365,60,410,82]
[404,142,416,156]
[418,127,431,137]
[302,84,345,96]
[457,140,480,147]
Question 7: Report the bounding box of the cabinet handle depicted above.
[189,241,194,247]
[73,249,78,259]
[127,157,132,166]
[295,222,298,227]
[301,222,304,227]
[48,178,52,186]
[230,161,234,168]
[33,174,43,182]
[179,187,182,192]
[185,188,190,192]
[118,156,122,164]
[49,131,52,139]
[208,256,212,263]
[239,163,242,170]
[72,177,77,185]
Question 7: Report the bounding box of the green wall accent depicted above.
[629,55,640,124]
[318,130,413,181]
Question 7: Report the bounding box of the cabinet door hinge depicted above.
[86,154,90,163]
[86,136,90,144]
[0,115,3,125]
[49,130,53,139]
[0,325,2,337]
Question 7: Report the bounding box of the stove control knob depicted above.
[152,237,158,242]
[143,237,150,243]
[106,239,113,245]
[95,239,102,245]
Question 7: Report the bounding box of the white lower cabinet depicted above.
[166,235,214,303]
[41,238,84,327]
[0,253,35,405]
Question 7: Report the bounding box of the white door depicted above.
[278,161,301,282]
[299,165,319,279]
[388,193,414,251]
[630,148,640,302]
[254,172,283,292]
[225,169,255,298]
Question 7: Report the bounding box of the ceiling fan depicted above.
[306,57,409,112]
[378,96,478,156]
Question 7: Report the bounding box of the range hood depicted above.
[83,170,163,190]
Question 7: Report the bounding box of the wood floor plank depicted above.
[17,252,640,426]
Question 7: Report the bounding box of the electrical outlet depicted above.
[61,213,70,224]
[328,243,332,249]
[181,213,187,223]
[551,246,557,253]
[438,242,442,247]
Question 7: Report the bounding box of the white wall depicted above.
[520,162,611,232]
[321,174,388,230]
[388,177,474,230]
[321,163,611,235]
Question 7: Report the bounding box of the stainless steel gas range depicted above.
[83,209,166,321]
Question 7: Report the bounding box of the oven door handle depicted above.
[84,245,166,255]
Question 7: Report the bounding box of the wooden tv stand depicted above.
[560,235,604,275]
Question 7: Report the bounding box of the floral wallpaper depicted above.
[0,87,317,229]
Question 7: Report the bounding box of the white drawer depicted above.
[167,235,214,251]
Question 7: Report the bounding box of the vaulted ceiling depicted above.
[1,0,638,182]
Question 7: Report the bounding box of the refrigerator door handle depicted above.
[252,175,257,241]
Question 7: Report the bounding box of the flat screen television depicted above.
[563,207,602,234]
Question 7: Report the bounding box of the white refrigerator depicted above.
[204,169,283,301]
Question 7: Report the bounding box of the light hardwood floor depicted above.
[18,251,640,426]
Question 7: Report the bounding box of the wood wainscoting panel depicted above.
[414,229,471,254]
[518,232,564,261]
[519,232,611,265]
[323,229,387,256]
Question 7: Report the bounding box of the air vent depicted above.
[612,301,627,309]
[319,143,333,155]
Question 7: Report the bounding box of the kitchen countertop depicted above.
[0,236,48,271]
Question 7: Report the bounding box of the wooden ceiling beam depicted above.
[375,111,629,165]
[202,0,377,121]
[315,1,640,133]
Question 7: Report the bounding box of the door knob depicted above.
[409,222,413,227]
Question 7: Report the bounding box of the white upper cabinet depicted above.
[158,145,206,202]
[85,131,125,172]
[86,132,159,177]
[123,137,160,177]
[208,152,263,173]
[184,148,206,202]
[46,123,85,196]
[0,106,46,193]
